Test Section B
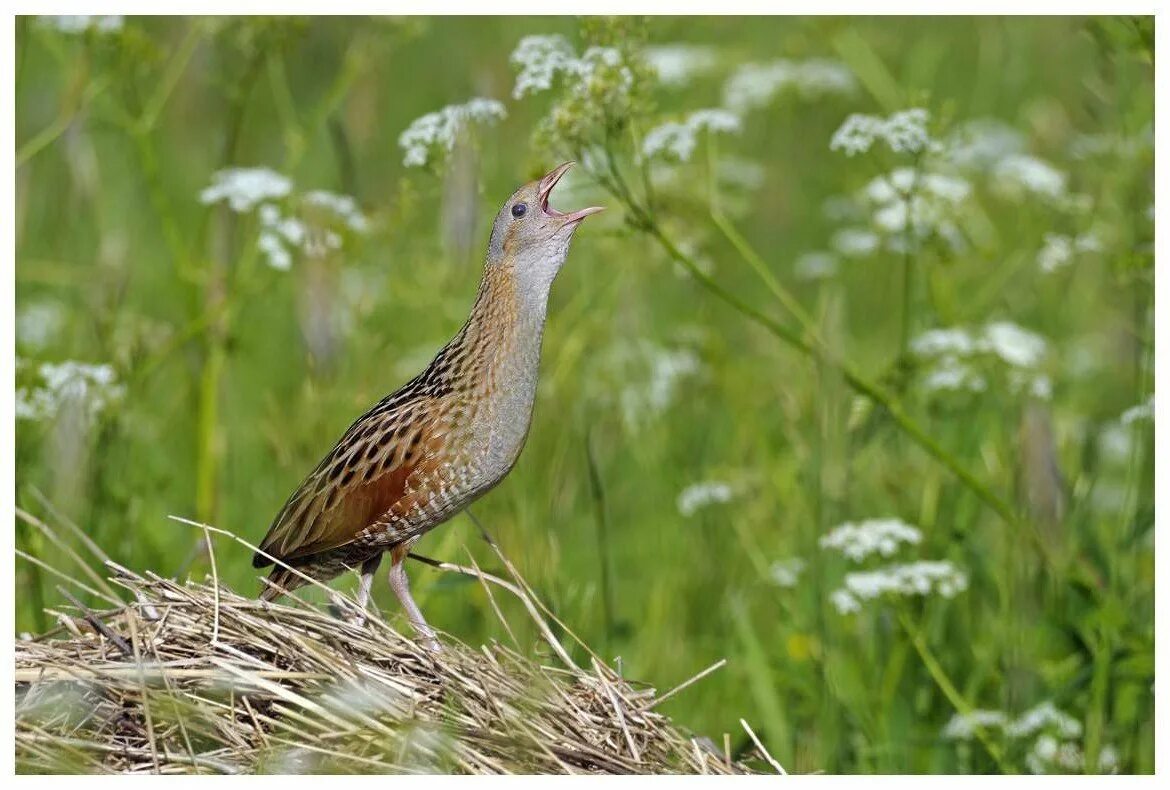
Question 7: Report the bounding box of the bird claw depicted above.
[327,594,369,628]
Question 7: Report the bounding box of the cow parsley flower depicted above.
[769,558,806,588]
[922,357,988,393]
[943,710,1009,739]
[723,59,856,111]
[510,34,579,98]
[303,190,370,233]
[1036,232,1102,273]
[830,109,934,157]
[820,518,923,562]
[398,98,507,168]
[200,168,293,213]
[991,154,1067,201]
[17,301,66,352]
[830,560,969,614]
[912,321,1048,399]
[643,109,742,161]
[644,44,720,87]
[16,360,124,423]
[1006,701,1083,740]
[982,321,1048,368]
[199,171,367,271]
[944,118,1026,170]
[677,481,736,517]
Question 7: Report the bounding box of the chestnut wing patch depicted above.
[253,393,449,568]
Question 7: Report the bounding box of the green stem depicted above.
[899,612,1011,773]
[641,197,1020,532]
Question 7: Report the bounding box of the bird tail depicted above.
[259,565,307,602]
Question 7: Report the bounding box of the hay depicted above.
[14,511,770,775]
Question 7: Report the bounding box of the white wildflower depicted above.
[1120,395,1154,425]
[943,710,1009,740]
[398,98,506,169]
[833,560,969,610]
[922,357,988,394]
[944,118,1026,170]
[200,167,292,213]
[769,558,805,588]
[820,518,922,562]
[982,321,1047,368]
[17,301,66,352]
[831,227,880,258]
[38,15,123,34]
[643,109,741,161]
[1006,701,1083,740]
[794,251,839,281]
[991,154,1067,201]
[258,231,292,271]
[610,342,703,432]
[16,360,124,423]
[831,108,933,157]
[911,328,980,357]
[509,34,578,98]
[303,190,370,233]
[677,481,735,517]
[830,589,861,615]
[723,59,856,112]
[1037,232,1101,273]
[914,323,1047,369]
[644,44,719,87]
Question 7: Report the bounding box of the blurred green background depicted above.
[15,16,1153,774]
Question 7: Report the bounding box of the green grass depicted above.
[15,15,1153,774]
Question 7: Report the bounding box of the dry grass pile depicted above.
[14,512,776,775]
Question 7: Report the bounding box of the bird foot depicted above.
[327,593,370,628]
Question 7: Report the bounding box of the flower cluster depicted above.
[16,360,124,423]
[769,558,806,588]
[200,167,291,213]
[642,109,742,162]
[644,44,720,88]
[509,32,652,157]
[1036,231,1102,273]
[398,98,507,169]
[819,518,923,562]
[820,515,968,615]
[722,59,856,112]
[830,108,936,157]
[910,321,1051,399]
[830,561,969,614]
[17,301,66,352]
[990,154,1068,203]
[676,480,736,517]
[943,701,1118,774]
[199,168,370,271]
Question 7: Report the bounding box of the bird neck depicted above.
[458,260,549,383]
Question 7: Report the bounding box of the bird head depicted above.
[486,162,603,294]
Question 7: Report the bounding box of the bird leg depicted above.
[351,554,383,627]
[328,555,382,627]
[387,552,440,651]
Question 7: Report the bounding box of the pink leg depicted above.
[388,556,440,651]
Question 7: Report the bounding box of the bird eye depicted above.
[511,203,527,219]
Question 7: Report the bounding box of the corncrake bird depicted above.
[254,163,603,649]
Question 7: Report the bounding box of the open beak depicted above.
[537,162,605,224]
